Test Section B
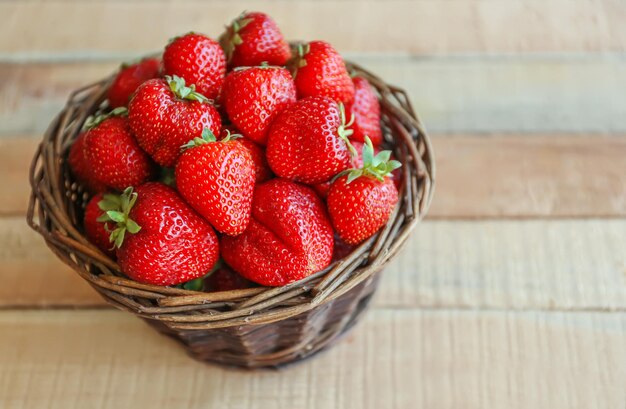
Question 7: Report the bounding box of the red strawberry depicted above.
[100,184,219,286]
[175,129,255,236]
[68,132,107,193]
[327,138,401,245]
[222,66,296,145]
[266,96,356,184]
[221,179,334,287]
[312,181,331,199]
[163,33,226,100]
[108,58,160,108]
[83,109,154,191]
[128,76,222,167]
[220,11,291,68]
[205,265,254,292]
[291,41,355,104]
[83,193,115,257]
[346,76,383,146]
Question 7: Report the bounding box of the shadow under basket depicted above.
[27,61,435,369]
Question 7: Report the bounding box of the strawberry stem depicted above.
[97,187,141,249]
[338,136,402,184]
[166,75,210,103]
[83,107,128,130]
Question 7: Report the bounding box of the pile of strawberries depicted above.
[70,12,401,290]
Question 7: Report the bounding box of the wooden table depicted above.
[1,1,625,408]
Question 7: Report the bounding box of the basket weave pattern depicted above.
[27,62,435,368]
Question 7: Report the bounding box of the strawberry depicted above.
[222,65,296,145]
[82,108,154,191]
[346,76,383,146]
[163,33,226,100]
[128,76,222,167]
[108,58,160,108]
[205,265,254,292]
[175,129,255,236]
[99,184,219,286]
[327,138,401,245]
[83,193,115,257]
[68,132,107,193]
[221,179,334,287]
[312,181,331,199]
[220,12,291,68]
[291,41,355,104]
[266,96,356,184]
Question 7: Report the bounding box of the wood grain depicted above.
[3,57,626,135]
[3,217,625,310]
[4,135,626,217]
[0,309,623,409]
[1,0,625,56]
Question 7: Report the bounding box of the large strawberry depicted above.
[222,65,296,145]
[68,132,106,193]
[346,76,383,146]
[99,184,219,286]
[291,41,355,104]
[266,96,356,184]
[108,58,160,108]
[327,138,401,245]
[83,193,115,257]
[83,108,154,191]
[221,179,334,287]
[163,33,226,100]
[128,76,222,167]
[175,129,255,236]
[219,11,291,68]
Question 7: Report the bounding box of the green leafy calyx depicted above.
[180,128,241,151]
[219,12,253,62]
[343,136,402,184]
[166,75,210,103]
[96,187,141,249]
[83,107,128,130]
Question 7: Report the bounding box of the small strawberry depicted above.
[99,184,219,286]
[128,76,222,167]
[83,193,115,257]
[175,129,255,236]
[327,137,401,245]
[68,132,107,193]
[83,108,154,191]
[346,76,383,146]
[222,65,296,145]
[163,33,226,100]
[220,11,291,67]
[221,179,334,287]
[312,181,331,199]
[266,96,356,184]
[291,41,355,104]
[205,264,254,292]
[108,58,160,108]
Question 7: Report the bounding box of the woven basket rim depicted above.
[26,60,435,330]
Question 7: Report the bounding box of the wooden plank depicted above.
[2,218,625,310]
[0,309,623,408]
[3,57,626,135]
[1,0,625,56]
[4,135,626,217]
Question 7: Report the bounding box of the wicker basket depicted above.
[27,61,435,369]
